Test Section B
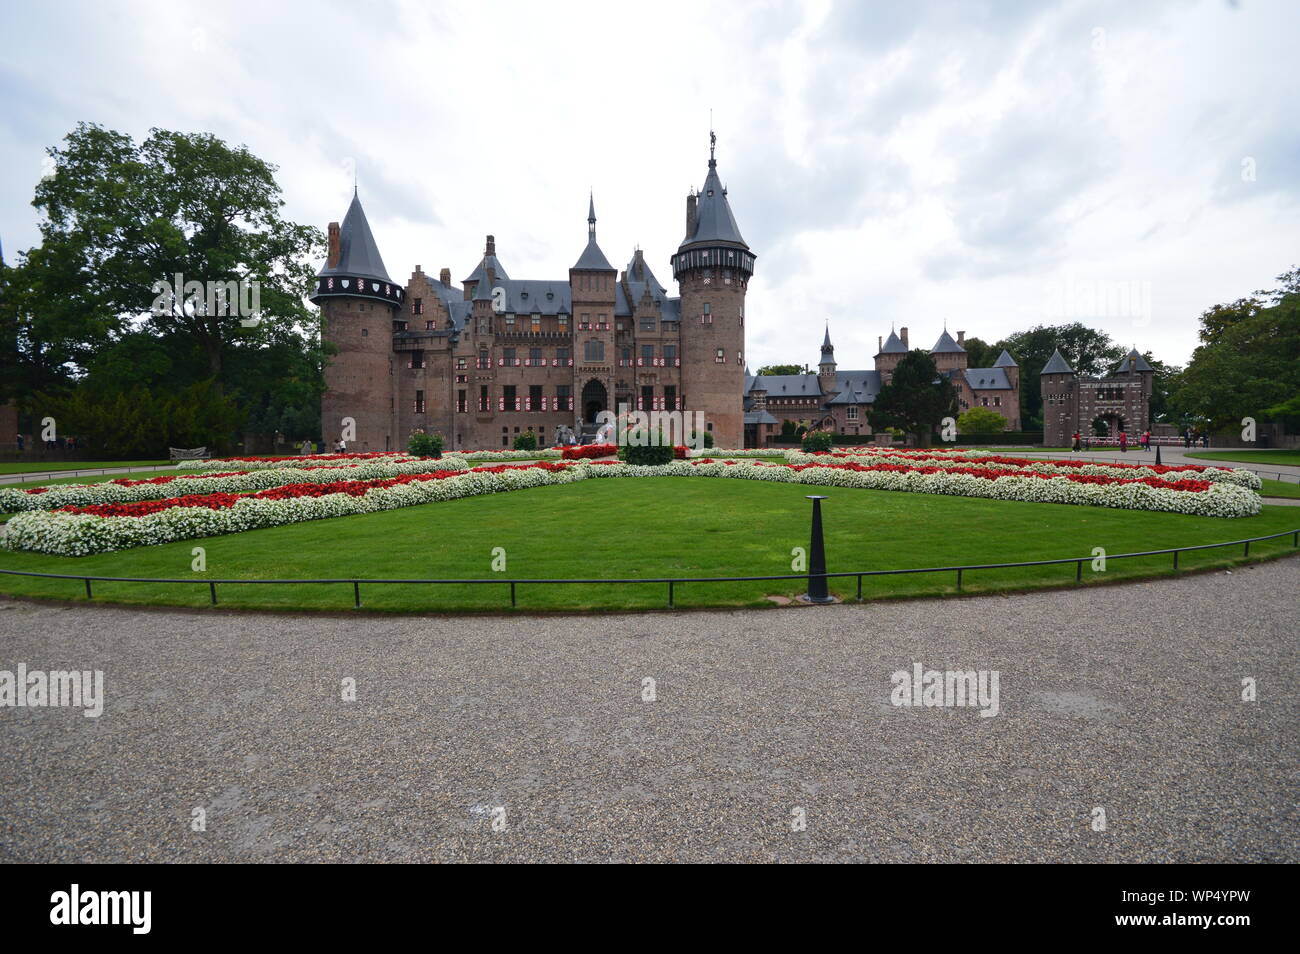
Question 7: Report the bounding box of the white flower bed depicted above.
[0,458,471,512]
[782,449,1261,489]
[686,448,777,458]
[192,453,422,471]
[457,449,562,462]
[3,458,1264,557]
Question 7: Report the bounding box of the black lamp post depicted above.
[800,494,835,604]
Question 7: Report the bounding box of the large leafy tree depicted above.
[32,122,324,389]
[758,364,802,375]
[1001,323,1126,429]
[959,335,1001,371]
[868,350,957,446]
[1172,268,1300,431]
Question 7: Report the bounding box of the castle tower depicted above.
[874,327,907,382]
[818,325,838,395]
[310,189,404,450]
[570,194,617,426]
[929,327,967,377]
[1039,347,1077,447]
[994,348,1019,391]
[672,132,754,448]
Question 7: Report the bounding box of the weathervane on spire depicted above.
[710,128,716,161]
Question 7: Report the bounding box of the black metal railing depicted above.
[0,529,1295,610]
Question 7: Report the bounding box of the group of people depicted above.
[1182,428,1211,449]
[1070,429,1158,452]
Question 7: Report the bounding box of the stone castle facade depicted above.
[1040,347,1155,446]
[310,138,753,451]
[743,326,1023,444]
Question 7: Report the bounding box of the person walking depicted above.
[1141,429,1150,451]
[1119,431,1128,453]
[1071,431,1081,452]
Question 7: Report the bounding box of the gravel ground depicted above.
[1,558,1296,863]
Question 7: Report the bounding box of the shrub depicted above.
[802,430,834,453]
[619,440,676,466]
[408,430,443,458]
[513,429,538,451]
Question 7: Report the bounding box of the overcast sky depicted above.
[3,0,1297,369]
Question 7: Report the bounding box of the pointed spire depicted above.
[679,131,747,250]
[1041,348,1074,375]
[317,191,393,283]
[993,348,1018,368]
[573,193,614,271]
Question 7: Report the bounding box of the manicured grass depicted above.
[0,459,171,475]
[0,478,1295,613]
[1,467,211,490]
[1185,450,1300,468]
[1261,479,1300,499]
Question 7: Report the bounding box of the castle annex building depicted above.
[1039,347,1154,446]
[743,326,1022,444]
[310,138,753,451]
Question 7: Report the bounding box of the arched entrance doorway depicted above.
[1092,413,1126,437]
[581,379,608,425]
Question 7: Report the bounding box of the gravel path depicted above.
[1,558,1296,863]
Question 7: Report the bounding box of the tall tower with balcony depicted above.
[673,133,754,448]
[570,194,617,427]
[310,189,404,450]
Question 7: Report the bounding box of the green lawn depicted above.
[0,459,172,475]
[1185,450,1300,468]
[1261,479,1300,499]
[0,478,1295,613]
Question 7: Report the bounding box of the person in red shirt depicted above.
[1119,431,1128,452]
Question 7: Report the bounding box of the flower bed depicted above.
[192,452,417,471]
[782,449,1262,489]
[561,444,618,460]
[0,457,471,512]
[2,455,1263,556]
[457,448,562,462]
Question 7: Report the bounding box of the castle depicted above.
[310,136,752,451]
[742,326,1022,445]
[1039,347,1154,446]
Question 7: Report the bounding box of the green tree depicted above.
[867,350,957,446]
[32,122,324,389]
[960,336,1001,371]
[957,406,1007,434]
[1172,268,1300,431]
[758,364,802,375]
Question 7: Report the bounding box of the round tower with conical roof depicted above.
[671,133,754,448]
[310,190,404,451]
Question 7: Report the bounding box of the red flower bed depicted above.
[790,459,1212,491]
[815,449,1220,476]
[561,444,617,459]
[58,462,576,519]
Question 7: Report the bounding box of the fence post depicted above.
[956,568,963,591]
[84,578,92,600]
[209,582,217,605]
[668,580,674,607]
[510,582,516,608]
[1244,541,1250,557]
[353,581,361,609]
[1173,550,1179,570]
[856,574,863,601]
[1076,560,1082,582]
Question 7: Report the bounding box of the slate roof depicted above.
[749,374,822,397]
[1114,348,1154,373]
[681,153,747,249]
[319,192,394,283]
[827,370,882,405]
[878,330,907,354]
[963,367,1013,390]
[573,234,615,271]
[1040,349,1074,375]
[993,349,1018,367]
[745,410,779,425]
[931,330,965,353]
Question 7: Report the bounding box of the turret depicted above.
[994,348,1019,390]
[1039,347,1077,446]
[570,194,616,426]
[310,189,403,450]
[672,132,754,448]
[874,327,908,381]
[818,325,837,395]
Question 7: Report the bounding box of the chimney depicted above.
[957,330,965,345]
[485,235,495,256]
[327,222,341,268]
[686,192,698,239]
[878,335,882,352]
[900,326,909,348]
[633,248,645,279]
[439,268,451,288]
